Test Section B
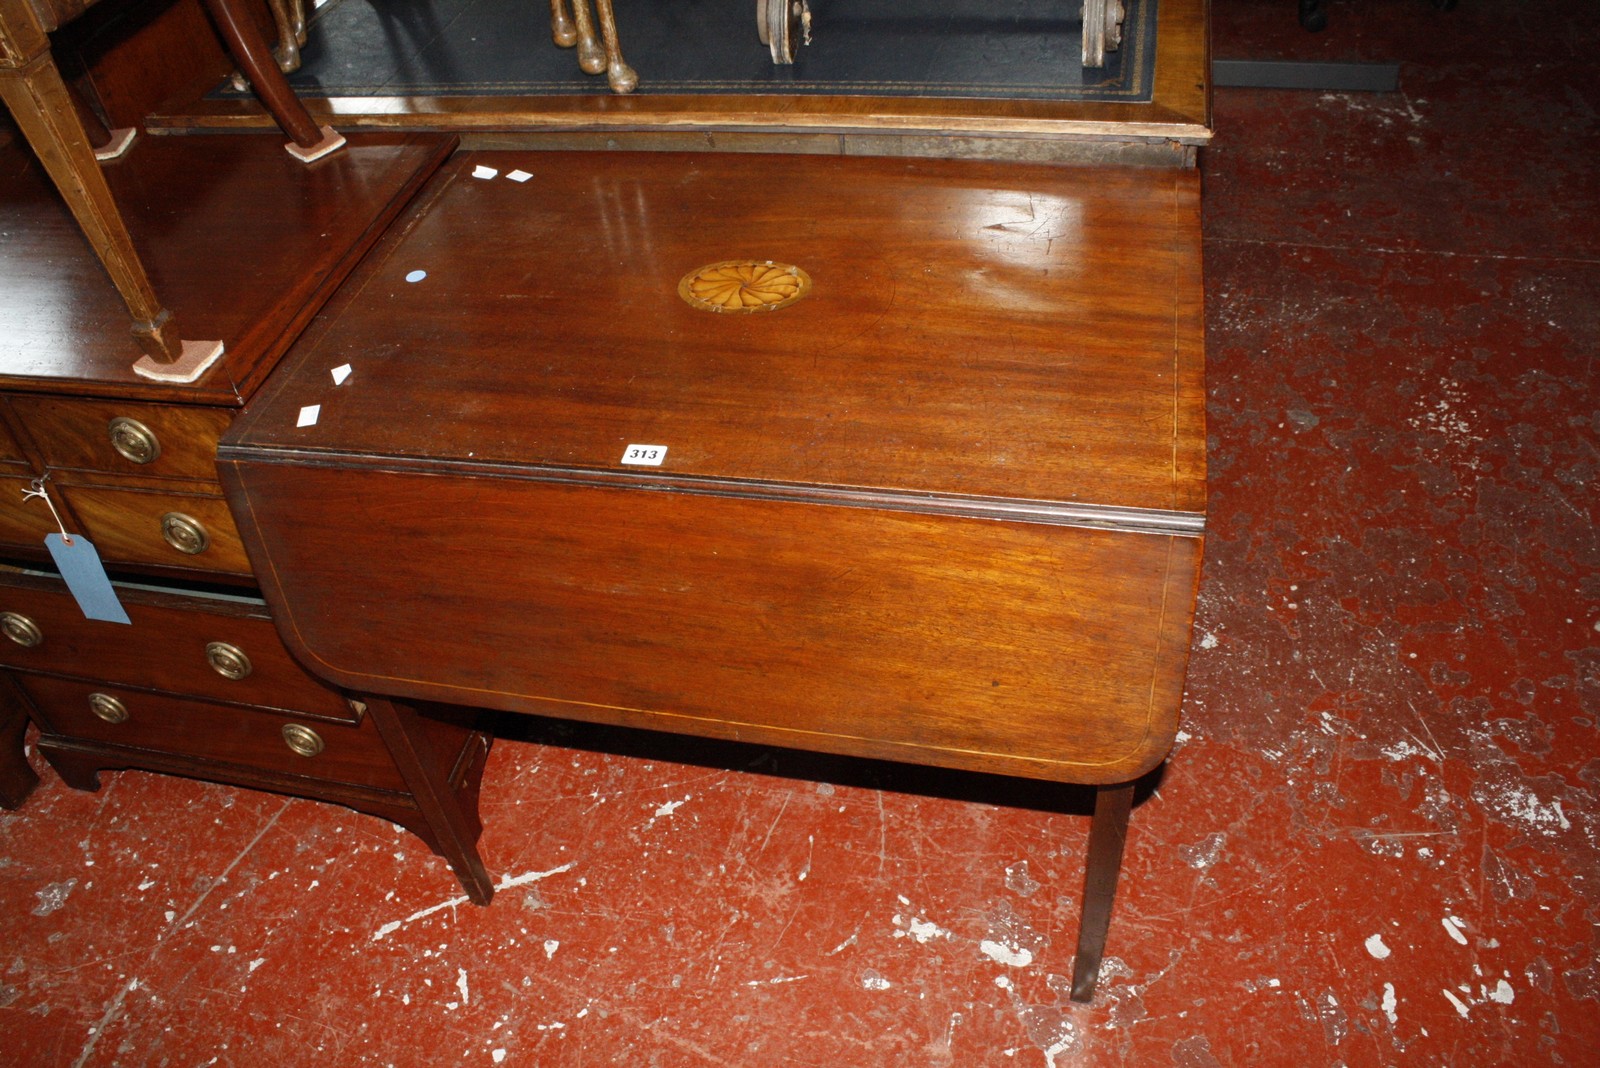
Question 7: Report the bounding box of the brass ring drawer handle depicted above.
[88,692,129,724]
[205,641,252,680]
[160,512,210,555]
[1,611,43,648]
[282,723,324,758]
[108,416,161,464]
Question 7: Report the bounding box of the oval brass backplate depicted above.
[282,723,324,758]
[108,416,160,465]
[160,512,210,555]
[679,261,811,313]
[205,641,252,680]
[88,692,129,724]
[0,611,42,648]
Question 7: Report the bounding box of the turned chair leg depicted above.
[549,0,635,93]
[591,0,636,94]
[200,0,344,162]
[1069,781,1136,1001]
[549,0,576,46]
[565,0,605,75]
[265,0,305,73]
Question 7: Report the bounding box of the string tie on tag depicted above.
[22,476,72,545]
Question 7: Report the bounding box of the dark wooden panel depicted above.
[60,484,251,574]
[8,393,230,479]
[19,675,405,790]
[64,0,235,130]
[226,462,1198,784]
[0,571,355,720]
[0,673,36,807]
[0,407,28,465]
[228,152,1206,518]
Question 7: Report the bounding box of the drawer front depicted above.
[6,396,231,482]
[60,486,252,576]
[0,414,29,467]
[0,580,355,721]
[18,677,406,792]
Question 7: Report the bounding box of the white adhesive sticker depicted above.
[472,165,498,179]
[620,444,667,466]
[297,405,321,428]
[506,169,533,183]
[331,364,353,386]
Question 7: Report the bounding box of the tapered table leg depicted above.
[1069,780,1136,1001]
[364,697,494,905]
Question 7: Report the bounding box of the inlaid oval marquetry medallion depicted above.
[679,261,812,313]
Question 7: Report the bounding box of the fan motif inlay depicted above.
[679,261,811,313]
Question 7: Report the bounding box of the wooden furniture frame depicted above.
[0,0,342,381]
[219,150,1207,1000]
[150,0,1211,166]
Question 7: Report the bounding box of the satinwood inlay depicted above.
[679,261,811,313]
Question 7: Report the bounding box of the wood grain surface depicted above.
[226,464,1199,784]
[18,674,410,790]
[61,485,251,575]
[0,130,454,403]
[0,569,354,719]
[222,149,1205,785]
[6,394,231,479]
[228,151,1205,518]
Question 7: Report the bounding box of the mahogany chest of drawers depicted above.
[0,569,491,866]
[1,131,496,897]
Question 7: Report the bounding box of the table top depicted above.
[225,150,1205,526]
[220,149,1206,785]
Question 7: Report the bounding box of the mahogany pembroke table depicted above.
[215,149,1205,999]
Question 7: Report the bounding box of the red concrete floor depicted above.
[4,1,1598,1063]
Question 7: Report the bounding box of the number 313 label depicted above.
[620,444,668,466]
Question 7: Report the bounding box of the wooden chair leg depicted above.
[549,0,577,46]
[592,0,637,94]
[363,697,494,905]
[199,0,345,162]
[1069,781,1136,1001]
[567,0,606,75]
[0,45,225,377]
[265,0,302,73]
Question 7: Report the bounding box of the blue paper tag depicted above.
[45,533,131,625]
